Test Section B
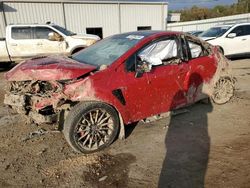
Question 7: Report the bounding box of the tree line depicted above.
[172,0,250,22]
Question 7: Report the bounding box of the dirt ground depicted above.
[0,58,249,188]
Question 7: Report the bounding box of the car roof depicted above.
[8,24,54,27]
[213,24,233,28]
[214,22,250,28]
[113,30,183,38]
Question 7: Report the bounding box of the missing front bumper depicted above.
[4,93,58,124]
[4,94,27,114]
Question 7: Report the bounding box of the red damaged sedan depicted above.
[4,31,235,153]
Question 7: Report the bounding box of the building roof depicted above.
[1,0,168,5]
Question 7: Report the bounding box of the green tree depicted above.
[174,1,250,22]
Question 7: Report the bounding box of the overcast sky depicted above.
[168,0,238,10]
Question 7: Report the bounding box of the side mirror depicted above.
[134,58,151,78]
[48,32,63,41]
[48,32,56,41]
[135,66,144,78]
[227,33,236,38]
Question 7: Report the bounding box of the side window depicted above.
[244,25,250,35]
[180,35,189,61]
[125,37,179,72]
[12,27,32,40]
[34,27,55,39]
[125,54,137,72]
[230,25,250,37]
[139,38,178,66]
[230,26,243,37]
[187,40,203,59]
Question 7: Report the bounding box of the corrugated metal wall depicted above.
[167,13,250,32]
[0,13,5,37]
[0,1,167,38]
[4,2,65,26]
[0,2,6,37]
[120,4,165,33]
[64,3,120,37]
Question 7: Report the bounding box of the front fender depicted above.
[63,78,130,124]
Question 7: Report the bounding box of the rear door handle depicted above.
[37,43,43,46]
[242,38,247,41]
[11,43,17,46]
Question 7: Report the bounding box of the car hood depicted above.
[71,34,100,40]
[5,56,97,81]
[201,37,217,41]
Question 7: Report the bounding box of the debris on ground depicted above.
[98,176,108,182]
[21,128,48,141]
[21,128,60,142]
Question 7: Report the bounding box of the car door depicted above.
[225,25,250,55]
[117,36,190,122]
[7,26,37,60]
[234,24,250,54]
[185,35,217,103]
[33,26,66,55]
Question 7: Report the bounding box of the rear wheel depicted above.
[212,77,234,105]
[63,102,120,154]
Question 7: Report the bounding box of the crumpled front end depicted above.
[4,55,99,124]
[4,80,65,124]
[4,78,95,124]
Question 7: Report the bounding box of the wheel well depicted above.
[218,46,224,55]
[71,47,85,55]
[62,100,125,139]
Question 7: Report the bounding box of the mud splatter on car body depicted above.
[4,31,235,153]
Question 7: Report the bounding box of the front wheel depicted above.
[63,102,120,154]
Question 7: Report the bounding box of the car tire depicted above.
[63,101,120,154]
[211,77,234,105]
[0,62,12,69]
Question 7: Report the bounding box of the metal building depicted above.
[0,0,168,38]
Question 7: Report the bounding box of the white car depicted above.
[200,23,250,58]
[0,23,100,64]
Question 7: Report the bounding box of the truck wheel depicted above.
[0,62,12,69]
[63,102,120,154]
[212,77,234,105]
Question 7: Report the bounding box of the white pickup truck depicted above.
[0,23,100,64]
